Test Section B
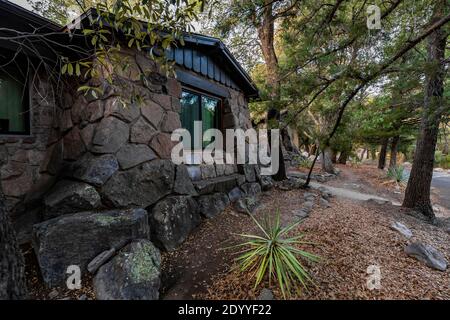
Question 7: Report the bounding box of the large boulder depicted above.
[116,144,156,170]
[149,196,200,251]
[101,160,174,208]
[93,239,161,300]
[44,180,101,218]
[91,117,129,154]
[32,208,150,287]
[197,193,230,218]
[68,153,119,187]
[404,242,447,271]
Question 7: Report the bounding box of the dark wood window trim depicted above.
[180,87,224,152]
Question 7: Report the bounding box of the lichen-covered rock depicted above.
[116,144,156,170]
[197,192,230,218]
[173,165,197,196]
[228,187,244,202]
[239,164,256,182]
[101,160,174,208]
[91,117,129,154]
[241,182,262,197]
[93,240,161,300]
[130,117,157,144]
[259,175,274,191]
[104,98,140,123]
[149,133,174,159]
[32,208,150,287]
[200,164,216,179]
[160,111,181,133]
[140,100,164,128]
[44,180,101,218]
[149,196,200,251]
[68,153,119,187]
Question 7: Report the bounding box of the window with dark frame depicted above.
[0,59,30,135]
[180,89,221,150]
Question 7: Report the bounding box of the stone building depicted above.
[1,2,269,293]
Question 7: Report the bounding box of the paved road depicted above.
[404,168,450,210]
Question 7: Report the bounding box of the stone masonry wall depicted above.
[0,72,61,241]
[2,49,267,286]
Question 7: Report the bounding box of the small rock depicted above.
[259,175,274,191]
[303,192,317,200]
[318,187,332,200]
[390,221,412,239]
[366,198,391,205]
[319,197,330,208]
[48,289,59,299]
[234,196,260,214]
[228,187,244,202]
[302,201,314,213]
[257,288,274,300]
[404,242,447,271]
[292,209,308,219]
[87,248,116,274]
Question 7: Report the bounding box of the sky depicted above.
[10,0,33,11]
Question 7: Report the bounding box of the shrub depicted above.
[233,211,319,298]
[297,157,313,169]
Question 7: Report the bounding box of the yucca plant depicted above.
[233,210,319,298]
[387,165,406,184]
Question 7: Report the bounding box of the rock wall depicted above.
[2,50,267,288]
[0,72,61,241]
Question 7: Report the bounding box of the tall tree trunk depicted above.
[389,135,400,168]
[371,148,377,161]
[257,2,287,180]
[378,138,389,169]
[338,150,348,164]
[331,150,337,164]
[359,148,367,161]
[321,147,336,174]
[403,0,447,220]
[0,189,27,299]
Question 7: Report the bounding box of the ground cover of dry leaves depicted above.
[191,189,450,300]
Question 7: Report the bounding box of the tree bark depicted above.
[321,147,336,174]
[0,190,27,299]
[389,135,400,168]
[331,150,337,163]
[257,1,287,180]
[370,148,377,160]
[403,0,447,220]
[338,150,348,164]
[378,138,389,169]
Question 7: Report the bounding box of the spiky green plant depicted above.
[297,157,313,169]
[233,211,319,298]
[387,165,406,184]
